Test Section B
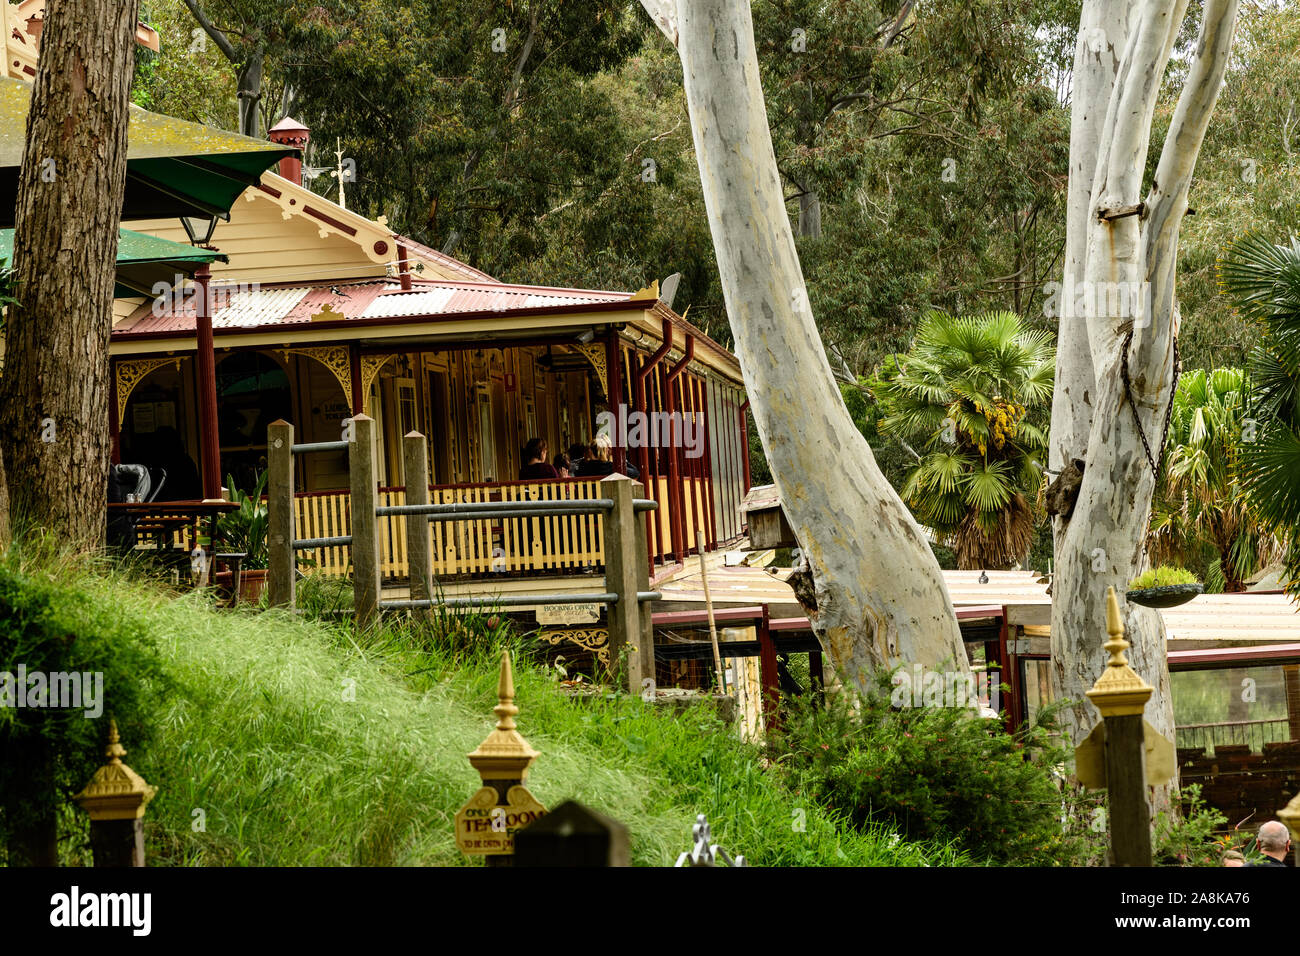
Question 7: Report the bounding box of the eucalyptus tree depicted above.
[1047,0,1242,751]
[636,0,968,678]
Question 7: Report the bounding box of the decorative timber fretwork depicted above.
[360,354,396,413]
[538,627,610,668]
[573,343,608,395]
[115,357,182,422]
[277,346,352,406]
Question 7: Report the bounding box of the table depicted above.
[106,499,239,566]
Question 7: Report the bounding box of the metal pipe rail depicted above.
[294,535,353,550]
[380,590,662,611]
[291,440,349,454]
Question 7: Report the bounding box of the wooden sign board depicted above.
[536,602,600,626]
[1074,719,1176,788]
[455,785,548,856]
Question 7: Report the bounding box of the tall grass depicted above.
[4,551,971,866]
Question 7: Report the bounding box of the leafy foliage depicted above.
[216,470,269,569]
[873,310,1053,568]
[771,673,1087,865]
[1219,232,1300,599]
[1148,367,1279,591]
[0,543,171,863]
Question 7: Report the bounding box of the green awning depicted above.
[0,228,227,297]
[0,77,294,227]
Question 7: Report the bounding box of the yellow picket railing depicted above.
[294,480,607,580]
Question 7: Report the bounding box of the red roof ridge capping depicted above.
[392,234,498,283]
[378,276,634,299]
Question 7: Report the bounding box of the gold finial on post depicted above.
[75,720,157,867]
[1085,587,1153,717]
[467,650,538,780]
[457,650,548,861]
[74,720,156,821]
[493,648,519,733]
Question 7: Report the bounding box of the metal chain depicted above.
[1121,328,1181,484]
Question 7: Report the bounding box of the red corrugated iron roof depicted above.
[114,277,633,337]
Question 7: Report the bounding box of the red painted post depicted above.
[664,336,694,564]
[635,319,673,565]
[194,264,222,499]
[108,360,122,466]
[605,330,626,475]
[397,243,413,291]
[694,376,717,550]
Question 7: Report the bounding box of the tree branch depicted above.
[637,0,678,47]
[182,0,239,63]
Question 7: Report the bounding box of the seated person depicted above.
[518,437,559,479]
[554,453,573,478]
[574,434,642,479]
[575,435,616,477]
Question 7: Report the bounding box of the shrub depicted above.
[772,673,1086,865]
[1157,784,1231,866]
[0,547,171,864]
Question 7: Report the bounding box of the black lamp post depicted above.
[181,213,222,500]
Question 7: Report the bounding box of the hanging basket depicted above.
[1126,582,1203,609]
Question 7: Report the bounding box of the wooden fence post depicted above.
[267,419,295,609]
[1085,587,1154,867]
[350,414,381,628]
[74,720,155,867]
[403,431,432,614]
[602,475,650,692]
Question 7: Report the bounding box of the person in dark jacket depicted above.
[1246,821,1292,866]
[518,437,559,479]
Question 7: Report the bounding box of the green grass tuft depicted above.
[4,554,970,867]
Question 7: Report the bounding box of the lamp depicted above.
[574,329,595,344]
[180,213,220,247]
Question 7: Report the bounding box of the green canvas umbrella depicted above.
[0,77,294,227]
[0,227,227,297]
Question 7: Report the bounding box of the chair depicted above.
[106,465,168,550]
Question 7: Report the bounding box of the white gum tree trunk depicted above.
[1050,0,1240,754]
[638,0,966,680]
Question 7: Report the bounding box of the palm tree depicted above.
[1148,367,1279,591]
[874,310,1054,569]
[1219,232,1300,597]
